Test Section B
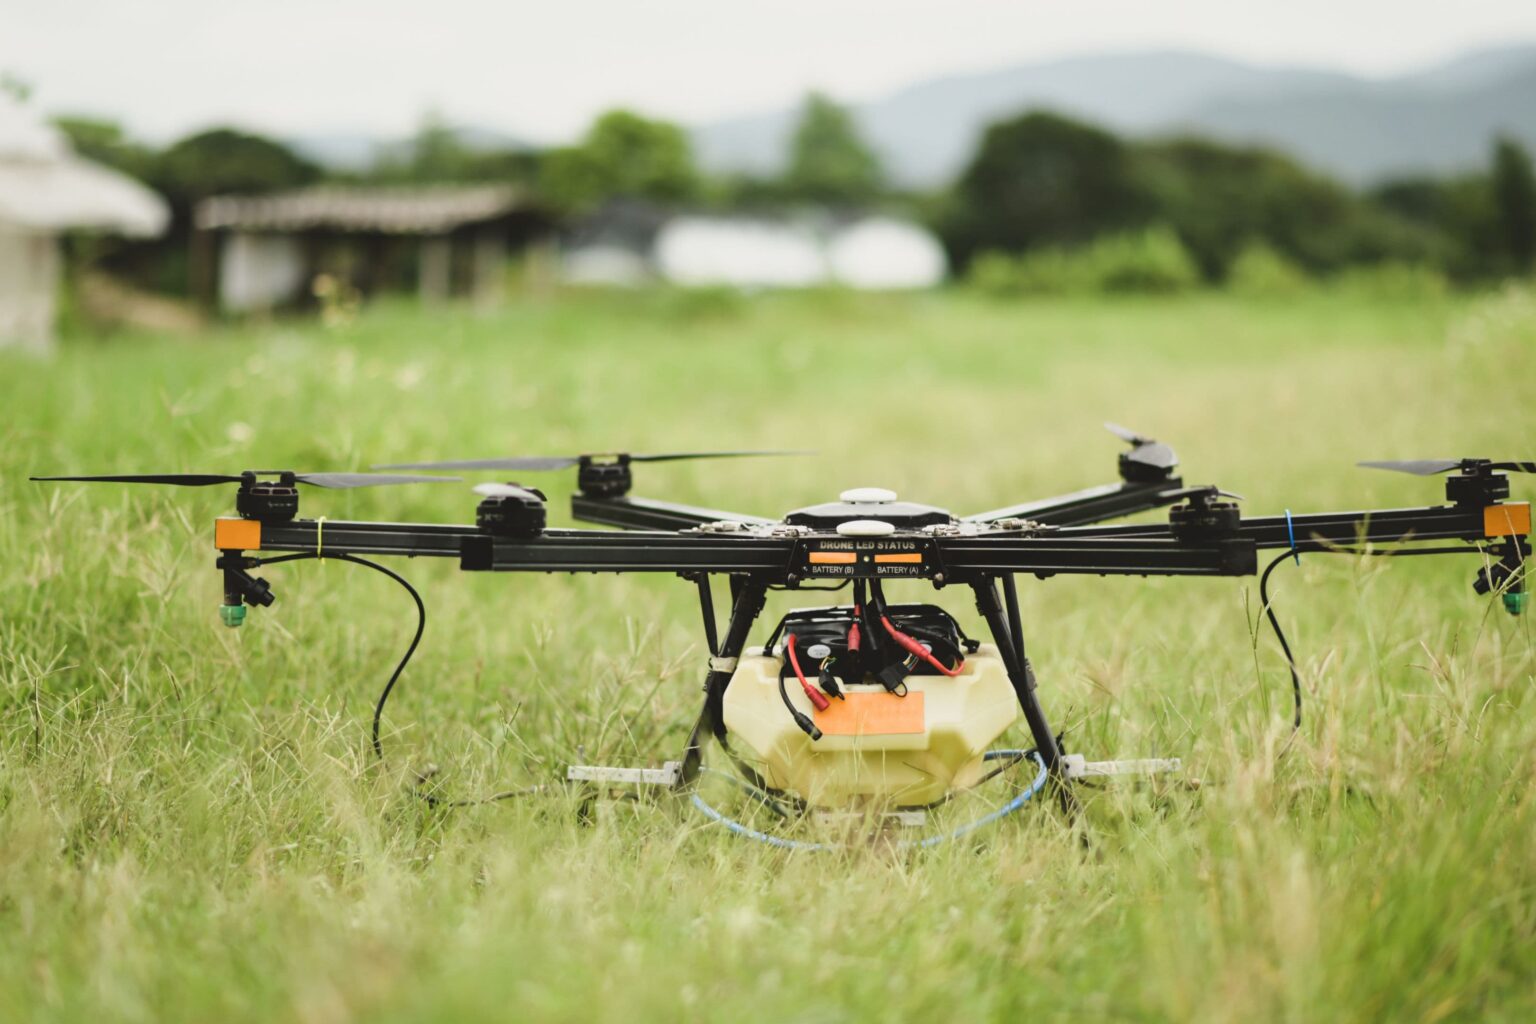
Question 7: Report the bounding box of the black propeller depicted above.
[472,482,547,501]
[374,450,812,472]
[1358,459,1536,476]
[31,471,459,489]
[1105,422,1177,476]
[1161,484,1244,503]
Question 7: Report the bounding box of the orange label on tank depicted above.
[1485,503,1531,538]
[815,691,925,736]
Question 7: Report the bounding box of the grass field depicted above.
[3,285,1534,1023]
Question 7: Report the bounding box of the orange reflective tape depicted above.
[215,517,261,551]
[874,553,923,564]
[1485,502,1531,538]
[814,691,925,736]
[808,551,857,565]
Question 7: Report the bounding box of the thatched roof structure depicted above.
[195,185,529,235]
[0,94,167,236]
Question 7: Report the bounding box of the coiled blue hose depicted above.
[690,750,1049,851]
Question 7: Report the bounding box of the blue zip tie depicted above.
[1285,508,1300,565]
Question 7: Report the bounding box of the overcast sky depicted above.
[4,1,1535,143]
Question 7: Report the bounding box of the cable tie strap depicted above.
[1284,508,1299,565]
[316,515,327,561]
[708,656,738,673]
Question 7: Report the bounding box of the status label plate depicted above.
[814,691,925,736]
[1485,502,1531,538]
[797,536,935,578]
[214,517,262,551]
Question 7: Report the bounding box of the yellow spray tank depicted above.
[721,642,1019,807]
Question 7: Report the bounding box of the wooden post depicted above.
[190,226,217,314]
[418,236,451,303]
[472,227,506,308]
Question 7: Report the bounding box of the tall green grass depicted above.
[2,287,1533,1022]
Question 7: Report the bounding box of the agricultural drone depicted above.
[33,429,1532,846]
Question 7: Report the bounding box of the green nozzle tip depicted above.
[1504,591,1528,616]
[220,604,247,628]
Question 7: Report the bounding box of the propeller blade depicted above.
[627,449,814,463]
[1359,459,1469,476]
[1106,423,1177,471]
[1161,485,1244,503]
[1104,422,1152,446]
[374,450,812,472]
[1359,459,1536,476]
[32,471,458,489]
[473,482,546,500]
[30,473,245,486]
[373,456,582,472]
[1127,443,1177,470]
[294,472,460,489]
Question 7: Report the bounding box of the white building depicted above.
[0,94,168,352]
[194,186,546,312]
[655,216,828,288]
[825,216,948,290]
[561,204,948,290]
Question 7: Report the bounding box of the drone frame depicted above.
[207,443,1532,805]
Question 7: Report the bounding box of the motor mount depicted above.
[1445,463,1511,507]
[1169,489,1241,541]
[235,471,301,522]
[476,484,548,537]
[576,457,633,498]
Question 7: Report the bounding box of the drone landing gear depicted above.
[1062,755,1184,780]
[678,573,769,787]
[970,574,1079,815]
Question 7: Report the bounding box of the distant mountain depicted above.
[692,45,1536,186]
[1178,61,1536,182]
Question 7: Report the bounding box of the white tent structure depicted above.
[826,216,948,289]
[567,206,948,291]
[655,216,827,288]
[0,94,168,352]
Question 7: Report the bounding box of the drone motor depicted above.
[473,483,548,537]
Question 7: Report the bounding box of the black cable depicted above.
[1256,543,1499,739]
[1314,544,1490,558]
[769,580,851,593]
[777,661,823,740]
[1258,550,1303,732]
[249,550,421,758]
[248,550,539,808]
[327,553,425,760]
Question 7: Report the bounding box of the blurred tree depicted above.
[1139,138,1450,280]
[1491,135,1536,274]
[1371,176,1498,279]
[941,112,1152,266]
[407,110,466,182]
[53,116,157,182]
[783,92,882,206]
[1,72,32,101]
[154,128,319,204]
[365,110,540,186]
[541,110,698,212]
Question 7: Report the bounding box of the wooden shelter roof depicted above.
[196,185,532,234]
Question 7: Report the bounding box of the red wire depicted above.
[785,634,830,711]
[880,616,963,677]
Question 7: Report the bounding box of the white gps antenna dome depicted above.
[839,487,897,503]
